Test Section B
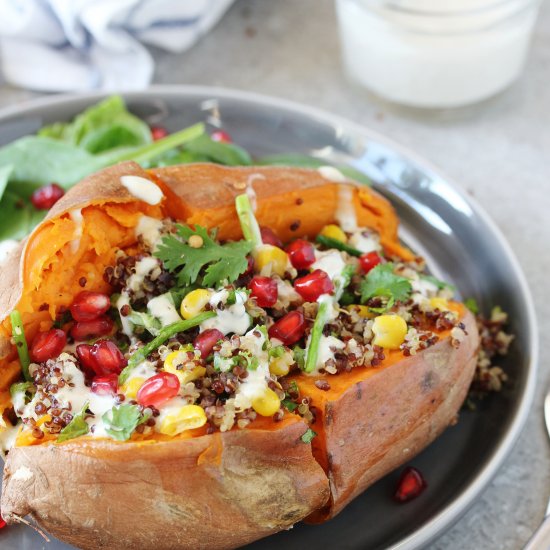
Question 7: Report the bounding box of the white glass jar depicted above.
[336,0,541,110]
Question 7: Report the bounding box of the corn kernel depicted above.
[346,304,375,319]
[269,354,292,376]
[254,245,288,277]
[372,314,408,349]
[252,388,281,417]
[164,351,207,385]
[159,405,207,436]
[319,224,347,243]
[180,289,212,320]
[430,297,449,311]
[122,377,145,399]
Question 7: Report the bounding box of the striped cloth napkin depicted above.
[0,0,234,92]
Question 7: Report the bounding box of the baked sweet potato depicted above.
[0,162,478,549]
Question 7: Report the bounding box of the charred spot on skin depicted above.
[295,197,304,206]
[290,220,301,232]
[356,384,363,401]
[421,371,438,392]
[325,404,334,426]
[327,452,334,468]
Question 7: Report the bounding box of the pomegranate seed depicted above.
[248,276,278,307]
[394,467,427,503]
[70,291,111,322]
[31,183,64,210]
[211,130,232,143]
[243,256,255,276]
[137,372,180,409]
[76,344,96,376]
[151,126,168,141]
[30,329,66,363]
[294,269,334,302]
[91,374,119,395]
[71,316,113,341]
[260,226,283,248]
[359,251,382,274]
[0,512,5,529]
[268,311,306,345]
[194,329,225,359]
[286,239,316,270]
[90,340,127,376]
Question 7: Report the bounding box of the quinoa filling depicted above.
[6,191,512,445]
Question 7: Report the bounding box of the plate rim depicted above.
[0,85,539,549]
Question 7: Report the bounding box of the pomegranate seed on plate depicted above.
[90,340,127,376]
[91,374,119,395]
[268,311,306,346]
[359,251,382,274]
[211,130,232,143]
[30,329,66,363]
[248,276,278,308]
[137,372,180,408]
[194,329,225,359]
[260,226,283,248]
[286,239,316,270]
[31,183,64,210]
[394,467,427,503]
[71,316,113,341]
[150,126,168,141]
[70,291,111,322]
[294,269,334,302]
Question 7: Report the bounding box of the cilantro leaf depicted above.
[282,399,298,412]
[155,224,252,288]
[57,402,89,443]
[301,428,317,443]
[360,263,412,305]
[102,404,142,441]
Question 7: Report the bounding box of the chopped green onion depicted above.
[10,310,31,381]
[235,193,262,249]
[119,310,216,384]
[315,235,362,257]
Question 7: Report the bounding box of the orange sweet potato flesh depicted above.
[0,162,478,549]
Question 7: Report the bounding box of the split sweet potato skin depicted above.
[2,417,329,550]
[300,308,479,522]
[0,162,480,548]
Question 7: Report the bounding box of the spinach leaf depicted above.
[0,164,13,201]
[0,190,46,240]
[39,96,152,154]
[258,154,372,186]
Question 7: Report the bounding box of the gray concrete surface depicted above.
[0,1,549,548]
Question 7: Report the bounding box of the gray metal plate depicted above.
[0,87,537,550]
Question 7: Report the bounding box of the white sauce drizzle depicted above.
[120,175,164,205]
[335,185,357,232]
[200,289,251,335]
[312,250,347,282]
[0,424,20,455]
[69,208,83,253]
[246,173,265,212]
[348,229,381,254]
[117,293,134,338]
[147,294,181,326]
[233,327,270,411]
[318,166,347,183]
[136,215,164,251]
[304,334,346,375]
[126,257,159,293]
